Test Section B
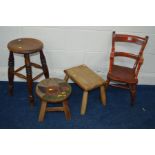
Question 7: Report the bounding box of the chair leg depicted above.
[40,50,49,79]
[100,85,106,106]
[24,54,34,107]
[63,100,71,120]
[129,84,137,104]
[8,51,14,96]
[105,77,110,89]
[81,91,88,115]
[38,101,47,122]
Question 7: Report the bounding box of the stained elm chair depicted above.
[7,38,49,107]
[106,31,148,103]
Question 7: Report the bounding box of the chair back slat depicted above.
[114,34,146,45]
[111,31,148,73]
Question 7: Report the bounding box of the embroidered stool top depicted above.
[36,78,72,103]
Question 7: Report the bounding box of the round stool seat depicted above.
[36,78,72,122]
[36,78,72,103]
[7,38,43,54]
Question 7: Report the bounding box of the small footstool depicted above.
[64,65,106,115]
[36,78,71,122]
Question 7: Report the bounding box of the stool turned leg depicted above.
[63,100,71,120]
[40,50,49,79]
[64,74,69,82]
[24,54,34,106]
[100,85,106,106]
[81,91,88,115]
[38,101,47,122]
[8,51,14,96]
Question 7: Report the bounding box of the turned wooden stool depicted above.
[64,65,106,115]
[7,38,49,106]
[36,78,71,122]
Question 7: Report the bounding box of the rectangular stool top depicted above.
[64,65,105,91]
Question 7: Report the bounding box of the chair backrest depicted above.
[112,31,148,55]
[111,31,148,75]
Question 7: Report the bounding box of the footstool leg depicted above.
[38,101,47,122]
[81,91,88,115]
[64,74,69,82]
[40,50,49,79]
[24,54,34,106]
[63,100,71,120]
[100,85,106,106]
[8,51,14,96]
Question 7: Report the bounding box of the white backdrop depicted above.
[0,26,155,84]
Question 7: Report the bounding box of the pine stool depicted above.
[36,78,71,122]
[7,38,49,107]
[64,65,106,115]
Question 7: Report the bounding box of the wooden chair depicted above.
[106,31,148,103]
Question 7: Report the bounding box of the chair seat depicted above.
[108,65,138,83]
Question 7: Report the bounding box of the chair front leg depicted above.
[105,77,110,89]
[129,83,137,104]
